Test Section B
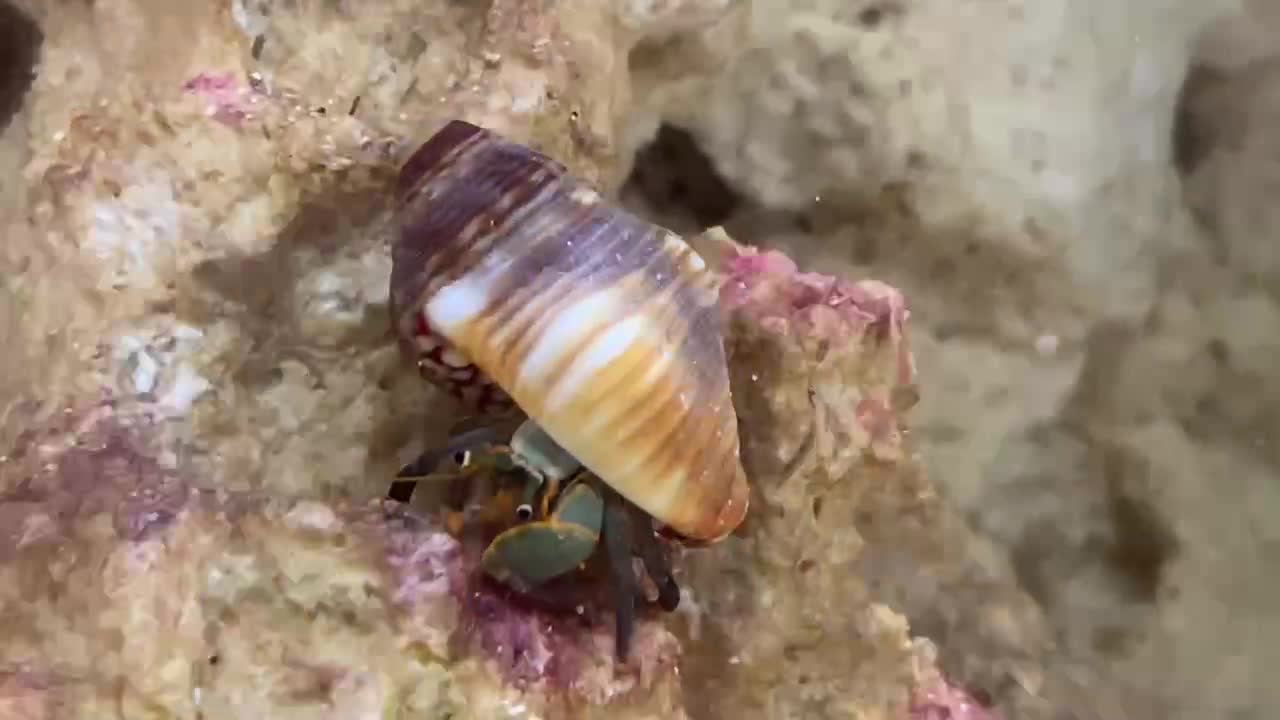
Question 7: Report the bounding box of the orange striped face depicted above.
[389,120,749,542]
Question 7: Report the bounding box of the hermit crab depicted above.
[387,119,750,658]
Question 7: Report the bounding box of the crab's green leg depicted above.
[481,481,604,593]
[601,484,637,661]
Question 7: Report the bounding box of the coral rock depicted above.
[0,401,685,719]
[0,1,1073,716]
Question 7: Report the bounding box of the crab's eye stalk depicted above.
[453,450,472,468]
[515,504,534,522]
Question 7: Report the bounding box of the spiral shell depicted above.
[389,120,749,542]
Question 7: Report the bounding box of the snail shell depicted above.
[389,120,749,542]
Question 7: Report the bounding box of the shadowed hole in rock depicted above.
[855,2,905,29]
[1010,518,1068,607]
[859,7,884,27]
[1171,62,1229,178]
[622,124,742,229]
[1092,624,1136,656]
[1101,448,1179,605]
[1010,439,1179,617]
[0,1,41,133]
[852,232,879,264]
[1206,337,1229,367]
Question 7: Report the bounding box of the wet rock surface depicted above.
[620,1,1280,718]
[7,0,1274,718]
[0,401,686,718]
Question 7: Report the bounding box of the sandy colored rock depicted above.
[2,0,723,505]
[0,237,1010,720]
[618,1,1280,718]
[0,400,686,719]
[627,0,1227,317]
[16,0,1276,718]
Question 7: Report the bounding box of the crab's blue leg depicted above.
[601,484,637,661]
[632,514,681,612]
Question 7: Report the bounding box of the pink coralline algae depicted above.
[719,243,918,460]
[911,677,1004,720]
[381,497,678,697]
[721,245,915,385]
[0,665,62,720]
[461,579,579,683]
[181,72,254,128]
[453,555,680,700]
[0,398,191,557]
[0,399,679,704]
[383,521,465,606]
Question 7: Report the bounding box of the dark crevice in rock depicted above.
[0,1,41,133]
[1099,447,1179,604]
[621,123,742,230]
[1171,63,1229,178]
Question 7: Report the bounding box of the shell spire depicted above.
[390,120,749,542]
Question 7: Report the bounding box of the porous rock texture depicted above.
[624,0,1280,718]
[0,0,1027,719]
[3,0,684,505]
[671,235,1044,720]
[0,400,686,719]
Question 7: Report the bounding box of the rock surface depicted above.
[8,0,1273,718]
[0,2,1030,718]
[621,1,1280,718]
[0,231,1011,718]
[3,0,679,506]
[0,400,685,719]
